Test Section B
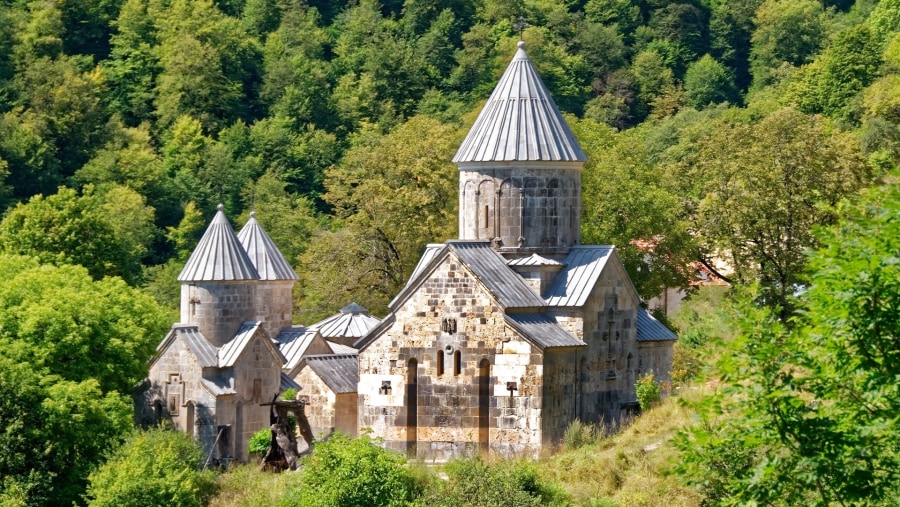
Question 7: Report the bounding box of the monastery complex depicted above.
[135,41,677,463]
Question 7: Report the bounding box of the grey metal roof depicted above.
[544,246,615,307]
[236,212,299,281]
[327,340,358,354]
[449,241,545,309]
[505,313,584,349]
[453,41,587,163]
[281,373,301,392]
[311,303,381,341]
[219,321,262,367]
[178,204,260,282]
[636,307,677,342]
[277,326,326,372]
[173,324,217,367]
[507,253,564,267]
[201,376,236,396]
[303,354,359,394]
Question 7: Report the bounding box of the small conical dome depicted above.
[237,212,298,280]
[453,41,587,163]
[178,204,260,281]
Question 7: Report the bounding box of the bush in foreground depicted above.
[85,428,216,507]
[277,433,422,507]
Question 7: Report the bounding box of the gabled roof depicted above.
[277,326,329,372]
[236,212,298,281]
[449,241,545,308]
[453,41,587,163]
[201,375,236,396]
[151,324,217,369]
[219,321,259,367]
[544,246,617,307]
[636,307,677,342]
[312,303,381,341]
[504,313,584,349]
[280,373,301,392]
[178,204,260,282]
[303,354,359,394]
[507,253,564,267]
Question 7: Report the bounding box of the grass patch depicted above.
[538,393,704,507]
[209,464,303,507]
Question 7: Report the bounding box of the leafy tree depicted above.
[0,360,133,507]
[85,428,217,507]
[420,457,562,507]
[0,254,168,506]
[277,433,422,507]
[576,118,697,300]
[867,0,900,45]
[0,186,147,283]
[680,107,872,316]
[683,54,739,108]
[749,0,829,89]
[787,24,882,121]
[679,175,900,504]
[298,117,460,321]
[0,255,169,392]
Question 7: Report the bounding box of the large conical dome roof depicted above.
[237,212,298,280]
[453,41,587,163]
[178,204,260,281]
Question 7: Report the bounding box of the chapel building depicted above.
[354,41,676,460]
[135,41,675,463]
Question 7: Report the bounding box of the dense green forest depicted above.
[2,0,900,505]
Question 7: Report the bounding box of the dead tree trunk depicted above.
[259,397,315,472]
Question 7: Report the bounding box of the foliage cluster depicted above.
[635,373,661,411]
[677,174,900,504]
[85,428,217,507]
[276,433,422,507]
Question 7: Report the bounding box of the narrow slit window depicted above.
[454,351,462,376]
[437,350,445,376]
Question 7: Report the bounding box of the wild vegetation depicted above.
[1,0,900,505]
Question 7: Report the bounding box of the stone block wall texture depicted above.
[358,253,545,460]
[180,282,257,346]
[229,335,284,462]
[295,366,339,438]
[253,280,294,340]
[459,166,582,250]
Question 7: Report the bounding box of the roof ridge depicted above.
[236,211,299,281]
[452,41,587,163]
[178,204,260,281]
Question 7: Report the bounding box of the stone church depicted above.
[136,41,675,463]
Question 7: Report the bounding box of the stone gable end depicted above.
[359,251,545,459]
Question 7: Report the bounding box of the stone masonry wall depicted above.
[358,253,544,460]
[143,333,218,456]
[253,280,294,341]
[181,282,257,347]
[229,334,283,462]
[459,165,581,250]
[295,367,338,438]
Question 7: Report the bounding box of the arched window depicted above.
[406,359,418,456]
[478,359,490,448]
[437,350,445,376]
[454,350,462,376]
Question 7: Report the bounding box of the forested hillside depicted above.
[2,0,900,505]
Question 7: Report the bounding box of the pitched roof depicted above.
[449,241,545,309]
[236,212,298,281]
[507,253,564,267]
[544,246,615,307]
[303,354,359,394]
[280,373,301,392]
[312,303,381,341]
[178,204,260,281]
[201,375,236,396]
[218,321,262,367]
[453,41,587,163]
[636,307,677,342]
[326,341,358,354]
[505,313,584,349]
[277,326,328,372]
[174,325,218,367]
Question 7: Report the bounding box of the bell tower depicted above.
[453,41,587,256]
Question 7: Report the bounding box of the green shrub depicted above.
[563,419,606,450]
[249,428,271,456]
[277,433,422,507]
[85,428,217,507]
[419,457,567,507]
[635,373,661,411]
